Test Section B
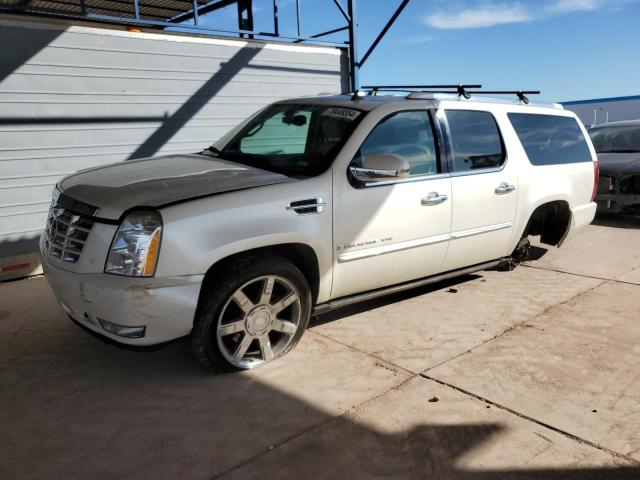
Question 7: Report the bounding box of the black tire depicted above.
[191,254,312,373]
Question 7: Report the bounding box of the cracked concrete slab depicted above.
[525,224,640,280]
[428,280,640,462]
[312,267,601,373]
[616,266,640,285]
[221,377,636,479]
[2,221,640,479]
[0,278,408,480]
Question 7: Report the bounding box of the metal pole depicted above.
[332,0,350,22]
[273,0,279,37]
[295,0,301,37]
[237,0,244,37]
[133,0,140,19]
[359,0,409,68]
[191,0,199,25]
[347,0,358,92]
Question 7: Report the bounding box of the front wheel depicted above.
[191,256,311,372]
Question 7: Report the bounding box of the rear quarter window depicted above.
[508,113,592,165]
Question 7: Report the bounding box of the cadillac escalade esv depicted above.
[41,89,598,371]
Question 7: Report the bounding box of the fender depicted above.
[509,193,573,253]
[197,233,332,303]
[156,173,334,303]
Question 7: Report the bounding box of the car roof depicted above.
[278,93,563,112]
[279,94,396,111]
[590,119,640,129]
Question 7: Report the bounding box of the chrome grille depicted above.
[44,206,95,263]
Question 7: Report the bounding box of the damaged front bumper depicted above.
[40,240,203,346]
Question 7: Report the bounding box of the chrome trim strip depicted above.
[337,233,450,263]
[337,222,513,264]
[357,172,450,188]
[450,221,513,239]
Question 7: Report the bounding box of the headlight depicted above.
[105,211,162,277]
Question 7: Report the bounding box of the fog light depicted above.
[98,319,146,338]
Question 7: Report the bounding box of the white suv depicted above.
[41,89,598,372]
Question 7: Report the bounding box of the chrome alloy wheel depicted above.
[216,275,302,369]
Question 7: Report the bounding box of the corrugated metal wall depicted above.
[563,96,640,127]
[0,15,348,258]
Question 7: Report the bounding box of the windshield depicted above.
[208,103,364,177]
[589,125,640,153]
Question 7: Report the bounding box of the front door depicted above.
[438,108,518,271]
[331,110,452,299]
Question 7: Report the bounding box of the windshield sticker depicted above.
[322,108,362,121]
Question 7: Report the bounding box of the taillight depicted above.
[591,160,599,202]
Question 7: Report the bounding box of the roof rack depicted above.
[466,90,541,104]
[361,84,481,98]
[359,85,541,103]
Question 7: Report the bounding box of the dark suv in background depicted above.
[590,120,640,214]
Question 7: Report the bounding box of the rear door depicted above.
[438,108,518,271]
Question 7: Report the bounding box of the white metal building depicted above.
[0,13,349,279]
[562,95,640,128]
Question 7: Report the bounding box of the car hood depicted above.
[597,152,640,176]
[59,153,296,220]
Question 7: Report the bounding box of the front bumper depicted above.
[41,240,203,346]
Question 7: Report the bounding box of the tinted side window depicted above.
[445,110,505,172]
[357,111,439,177]
[588,125,640,153]
[508,113,592,165]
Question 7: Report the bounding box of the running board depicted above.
[312,258,509,315]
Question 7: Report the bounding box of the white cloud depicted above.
[546,0,602,14]
[424,3,532,29]
[422,0,636,30]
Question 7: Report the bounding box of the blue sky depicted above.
[196,0,640,102]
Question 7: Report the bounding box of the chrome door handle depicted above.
[495,182,516,195]
[421,192,448,206]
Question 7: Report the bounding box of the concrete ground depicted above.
[2,216,640,479]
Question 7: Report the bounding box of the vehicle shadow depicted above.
[593,212,640,229]
[2,318,639,479]
[311,274,482,327]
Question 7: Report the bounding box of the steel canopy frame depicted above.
[346,0,411,92]
[1,0,413,92]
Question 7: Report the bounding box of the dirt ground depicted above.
[1,215,640,479]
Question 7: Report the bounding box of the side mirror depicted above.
[349,153,410,183]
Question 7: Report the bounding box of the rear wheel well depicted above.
[200,244,320,305]
[523,201,572,246]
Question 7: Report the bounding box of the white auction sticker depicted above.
[322,107,362,120]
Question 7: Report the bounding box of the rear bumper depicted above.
[564,202,597,242]
[596,193,640,212]
[41,240,203,346]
